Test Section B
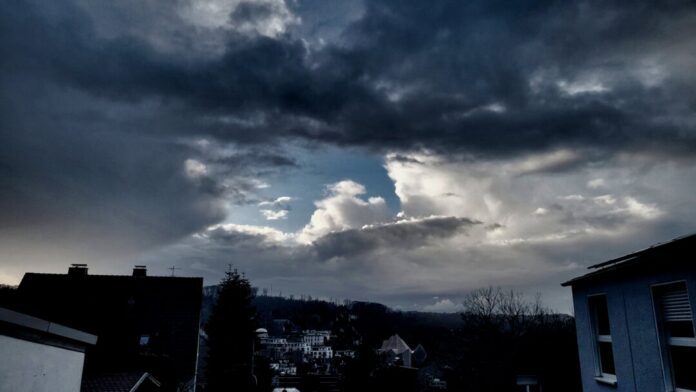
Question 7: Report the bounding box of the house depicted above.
[309,345,333,360]
[15,264,203,392]
[302,330,331,346]
[377,334,426,368]
[0,307,96,392]
[562,233,696,392]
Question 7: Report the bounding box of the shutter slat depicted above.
[661,288,693,322]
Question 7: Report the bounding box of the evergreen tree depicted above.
[204,269,258,392]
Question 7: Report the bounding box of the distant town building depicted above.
[0,307,96,392]
[334,350,356,359]
[270,360,297,376]
[15,265,203,392]
[377,334,426,368]
[302,330,331,346]
[256,328,269,339]
[427,377,448,390]
[257,331,333,362]
[563,233,696,392]
[309,345,333,360]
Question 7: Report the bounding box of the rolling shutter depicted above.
[661,287,693,322]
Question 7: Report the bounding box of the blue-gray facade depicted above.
[564,234,696,392]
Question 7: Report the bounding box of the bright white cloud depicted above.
[534,207,549,216]
[593,194,616,205]
[184,158,207,178]
[261,209,289,220]
[623,197,662,219]
[297,180,392,243]
[259,196,294,206]
[384,150,674,262]
[203,222,293,243]
[557,78,610,95]
[587,178,606,189]
[507,149,582,175]
[560,194,585,201]
[181,0,300,38]
[423,298,463,313]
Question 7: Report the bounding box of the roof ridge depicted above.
[587,232,696,270]
[23,272,202,279]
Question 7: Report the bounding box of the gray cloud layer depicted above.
[2,0,696,308]
[312,217,480,258]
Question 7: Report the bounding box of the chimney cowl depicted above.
[133,265,147,277]
[68,264,88,276]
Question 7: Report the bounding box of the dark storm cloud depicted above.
[230,2,277,25]
[4,0,696,155]
[198,216,479,261]
[312,217,480,258]
[205,226,272,248]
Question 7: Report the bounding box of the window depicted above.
[654,282,696,392]
[588,295,616,383]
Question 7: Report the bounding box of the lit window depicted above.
[139,334,150,346]
[653,282,696,392]
[588,295,616,383]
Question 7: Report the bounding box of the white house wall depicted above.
[571,267,696,392]
[0,335,86,392]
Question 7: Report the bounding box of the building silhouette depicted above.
[15,265,202,392]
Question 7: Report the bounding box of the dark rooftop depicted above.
[0,306,97,345]
[16,266,203,388]
[81,372,161,392]
[562,233,696,287]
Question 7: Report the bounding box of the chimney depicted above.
[133,265,147,277]
[68,264,88,276]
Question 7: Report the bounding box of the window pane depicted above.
[599,342,616,375]
[590,296,611,335]
[666,320,695,338]
[670,346,696,391]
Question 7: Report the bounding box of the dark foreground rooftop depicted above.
[562,233,696,287]
[16,265,202,389]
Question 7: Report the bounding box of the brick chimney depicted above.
[68,264,88,276]
[132,265,147,277]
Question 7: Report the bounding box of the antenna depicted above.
[169,266,180,276]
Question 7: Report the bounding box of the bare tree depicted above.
[461,286,549,336]
[454,287,579,391]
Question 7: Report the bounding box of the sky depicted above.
[2,0,696,313]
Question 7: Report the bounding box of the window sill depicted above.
[594,376,617,387]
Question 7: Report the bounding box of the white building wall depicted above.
[0,335,86,392]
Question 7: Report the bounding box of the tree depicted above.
[461,286,547,337]
[204,269,258,392]
[0,284,17,308]
[452,286,580,392]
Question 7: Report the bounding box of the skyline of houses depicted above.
[2,231,695,391]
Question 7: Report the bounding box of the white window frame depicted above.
[588,293,617,386]
[652,281,696,392]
